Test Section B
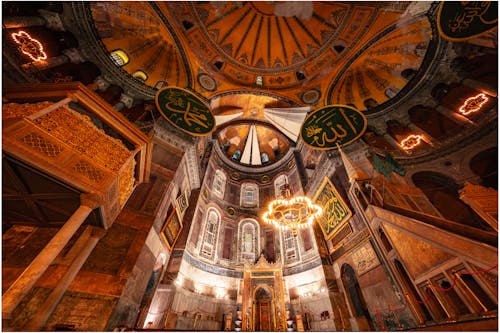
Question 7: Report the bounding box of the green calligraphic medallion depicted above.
[437,1,498,42]
[313,177,352,240]
[300,105,367,150]
[155,87,215,136]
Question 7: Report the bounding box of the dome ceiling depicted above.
[217,123,290,166]
[89,1,435,159]
[90,1,433,111]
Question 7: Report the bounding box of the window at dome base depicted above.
[217,123,290,167]
[110,49,129,66]
[133,70,148,82]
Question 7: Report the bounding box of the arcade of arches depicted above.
[1,1,498,332]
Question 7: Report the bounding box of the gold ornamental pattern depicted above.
[2,101,53,119]
[33,107,131,172]
[3,102,135,207]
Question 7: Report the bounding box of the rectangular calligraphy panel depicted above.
[161,209,183,250]
[313,177,352,240]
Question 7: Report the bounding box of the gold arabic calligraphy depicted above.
[314,178,352,239]
[305,107,361,147]
[163,93,211,129]
[321,186,349,232]
[448,2,497,33]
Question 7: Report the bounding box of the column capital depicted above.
[80,193,103,209]
[94,76,111,91]
[119,93,135,109]
[37,9,65,31]
[62,48,85,64]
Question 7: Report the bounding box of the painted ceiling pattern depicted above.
[90,1,433,112]
[89,1,435,161]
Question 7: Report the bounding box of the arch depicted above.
[469,147,498,190]
[240,182,259,208]
[392,259,433,323]
[274,174,289,198]
[213,169,227,199]
[378,227,392,252]
[253,286,274,331]
[200,208,221,260]
[238,219,260,262]
[110,49,129,66]
[281,228,299,264]
[155,81,168,89]
[412,171,491,230]
[408,105,460,139]
[133,70,148,81]
[363,98,378,110]
[340,264,374,330]
[430,82,450,100]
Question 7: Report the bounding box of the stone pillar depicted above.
[3,16,46,28]
[94,76,111,91]
[462,78,497,97]
[435,105,477,126]
[37,9,65,31]
[383,133,405,151]
[23,226,106,331]
[1,193,102,319]
[61,48,85,64]
[406,123,435,147]
[114,93,134,111]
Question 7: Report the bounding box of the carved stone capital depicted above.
[62,48,85,64]
[119,93,134,109]
[80,193,103,209]
[95,76,111,91]
[38,9,65,31]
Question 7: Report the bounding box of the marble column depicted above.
[406,123,435,147]
[435,105,477,126]
[383,133,405,151]
[23,226,107,331]
[1,193,102,319]
[114,93,134,111]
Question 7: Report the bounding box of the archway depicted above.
[412,171,491,230]
[341,264,375,330]
[253,286,274,331]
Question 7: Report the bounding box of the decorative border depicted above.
[313,176,352,240]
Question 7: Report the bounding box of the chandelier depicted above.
[262,183,322,236]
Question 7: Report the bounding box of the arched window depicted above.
[155,81,168,89]
[281,229,299,264]
[363,98,378,110]
[110,49,129,66]
[213,169,227,199]
[385,86,399,98]
[240,182,258,207]
[133,70,148,81]
[412,171,490,230]
[238,219,260,262]
[200,208,220,260]
[341,264,375,330]
[274,174,289,198]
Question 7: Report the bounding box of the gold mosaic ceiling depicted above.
[90,1,433,113]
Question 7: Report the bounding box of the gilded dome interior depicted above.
[90,1,432,111]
